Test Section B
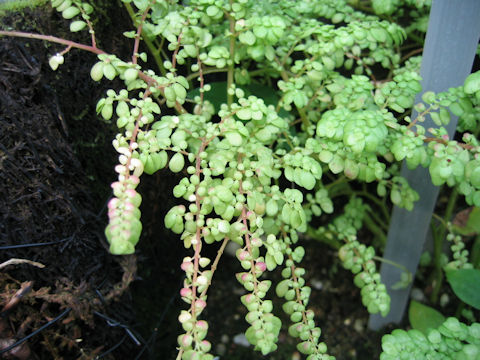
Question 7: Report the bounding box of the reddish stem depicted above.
[423,137,474,150]
[197,55,205,104]
[190,141,207,318]
[0,30,105,55]
[200,238,229,298]
[171,32,184,69]
[132,5,152,64]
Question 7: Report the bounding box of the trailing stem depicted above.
[0,30,105,55]
[430,187,459,304]
[226,0,236,107]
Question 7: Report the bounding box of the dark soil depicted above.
[0,4,140,359]
[0,4,400,360]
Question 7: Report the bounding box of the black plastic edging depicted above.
[368,0,480,331]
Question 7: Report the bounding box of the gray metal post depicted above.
[369,0,480,330]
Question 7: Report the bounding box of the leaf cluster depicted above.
[21,0,480,358]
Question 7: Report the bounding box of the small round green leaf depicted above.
[169,152,185,173]
[464,71,480,95]
[70,20,87,32]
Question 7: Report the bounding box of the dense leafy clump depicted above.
[381,317,480,360]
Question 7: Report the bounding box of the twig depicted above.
[0,31,105,55]
[0,259,45,270]
[401,47,423,63]
[132,4,152,65]
[1,281,33,316]
[0,308,72,355]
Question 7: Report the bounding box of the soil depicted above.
[0,4,140,359]
[0,4,405,360]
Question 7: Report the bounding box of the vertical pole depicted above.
[369,0,480,330]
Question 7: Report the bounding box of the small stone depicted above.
[221,334,229,343]
[354,318,365,333]
[410,287,425,302]
[310,279,323,290]
[233,333,250,347]
[440,293,450,307]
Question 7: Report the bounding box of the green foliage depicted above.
[5,0,480,358]
[51,0,92,32]
[390,201,480,359]
[0,0,49,14]
[446,269,480,310]
[408,300,446,335]
[453,207,480,236]
[381,317,480,360]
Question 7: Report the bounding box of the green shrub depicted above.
[2,0,480,358]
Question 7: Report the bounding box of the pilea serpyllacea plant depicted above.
[2,0,480,358]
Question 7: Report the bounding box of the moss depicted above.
[0,0,49,16]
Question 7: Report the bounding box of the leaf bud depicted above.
[261,300,273,313]
[103,63,116,80]
[241,293,256,305]
[180,288,192,299]
[196,275,208,286]
[178,333,193,348]
[297,341,314,355]
[169,153,185,173]
[178,310,192,324]
[236,249,250,262]
[257,280,271,293]
[54,0,71,11]
[181,260,194,272]
[199,257,210,267]
[251,319,263,330]
[282,301,296,315]
[235,272,247,284]
[285,289,295,301]
[255,261,267,273]
[70,20,87,32]
[48,54,64,71]
[195,320,208,332]
[290,311,303,323]
[240,260,252,270]
[194,299,207,313]
[245,311,260,323]
[217,220,230,233]
[124,68,138,82]
[182,320,194,332]
[199,340,211,353]
[276,279,291,298]
[250,237,262,247]
[164,86,177,102]
[101,103,113,120]
[243,281,254,291]
[288,323,303,337]
[62,6,80,19]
